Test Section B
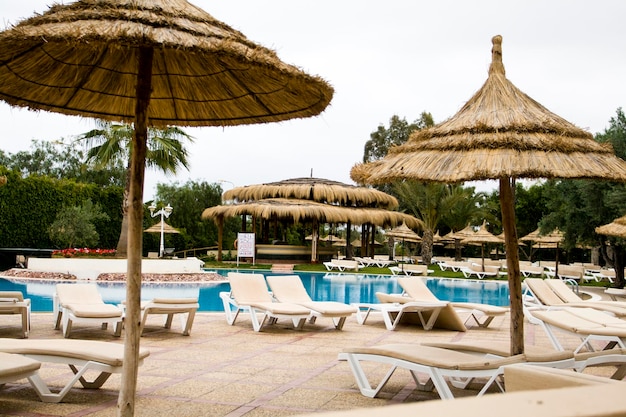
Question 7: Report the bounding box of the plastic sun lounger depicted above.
[353,294,449,331]
[0,338,150,403]
[388,265,433,276]
[221,272,311,332]
[53,283,123,338]
[0,351,40,385]
[530,308,626,353]
[338,344,529,400]
[120,298,199,336]
[523,278,626,318]
[266,275,356,330]
[0,291,31,338]
[397,277,508,329]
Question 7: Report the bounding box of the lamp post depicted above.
[148,203,173,258]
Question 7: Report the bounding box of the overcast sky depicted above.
[2,1,625,200]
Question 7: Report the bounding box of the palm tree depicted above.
[393,181,492,264]
[78,121,194,257]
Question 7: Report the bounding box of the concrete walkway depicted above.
[0,296,616,417]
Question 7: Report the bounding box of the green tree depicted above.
[4,139,125,186]
[78,121,194,257]
[393,182,490,264]
[538,109,626,286]
[363,112,434,163]
[153,180,224,251]
[48,200,110,248]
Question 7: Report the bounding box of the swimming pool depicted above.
[0,270,510,312]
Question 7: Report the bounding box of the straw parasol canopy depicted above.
[144,220,180,234]
[461,221,504,271]
[0,1,333,413]
[202,198,422,229]
[0,1,333,126]
[223,177,398,209]
[350,35,626,356]
[596,215,626,238]
[385,222,421,243]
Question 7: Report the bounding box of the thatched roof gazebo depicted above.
[351,35,626,356]
[0,1,333,413]
[216,177,404,261]
[224,177,398,209]
[202,198,422,262]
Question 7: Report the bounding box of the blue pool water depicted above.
[0,270,510,312]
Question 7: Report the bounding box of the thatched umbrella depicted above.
[0,1,333,414]
[351,35,626,355]
[596,215,626,288]
[386,222,421,267]
[202,198,422,261]
[223,177,398,209]
[446,224,476,260]
[144,220,180,235]
[461,221,504,271]
[223,177,399,260]
[596,215,626,238]
[522,228,564,273]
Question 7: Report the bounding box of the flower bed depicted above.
[53,248,117,258]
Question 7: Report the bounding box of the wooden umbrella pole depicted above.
[500,177,524,355]
[118,46,153,417]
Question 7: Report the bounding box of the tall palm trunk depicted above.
[421,228,434,265]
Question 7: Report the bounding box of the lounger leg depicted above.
[419,308,442,331]
[21,310,29,338]
[293,317,306,330]
[344,354,398,398]
[69,365,112,389]
[333,316,347,330]
[354,306,373,325]
[181,311,196,336]
[164,313,174,329]
[249,308,268,332]
[62,315,72,338]
[426,368,455,400]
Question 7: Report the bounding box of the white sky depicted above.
[2,0,626,200]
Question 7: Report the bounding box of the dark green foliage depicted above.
[0,168,123,249]
[153,180,224,251]
[48,200,109,248]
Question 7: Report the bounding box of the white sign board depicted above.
[237,232,256,265]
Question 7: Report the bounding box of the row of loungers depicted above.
[220,273,508,332]
[0,285,199,339]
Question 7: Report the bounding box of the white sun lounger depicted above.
[529,308,626,353]
[266,275,356,330]
[523,278,626,318]
[0,351,40,385]
[0,291,31,338]
[338,344,533,400]
[120,297,199,336]
[53,283,123,338]
[0,338,150,403]
[353,295,449,331]
[396,277,508,329]
[221,272,311,332]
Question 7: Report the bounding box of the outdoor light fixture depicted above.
[148,203,173,258]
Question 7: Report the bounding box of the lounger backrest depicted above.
[227,273,273,303]
[55,283,104,305]
[544,279,582,303]
[406,265,427,275]
[397,277,439,301]
[523,278,564,306]
[0,291,25,302]
[266,275,312,303]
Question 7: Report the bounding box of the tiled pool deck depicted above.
[0,286,616,416]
